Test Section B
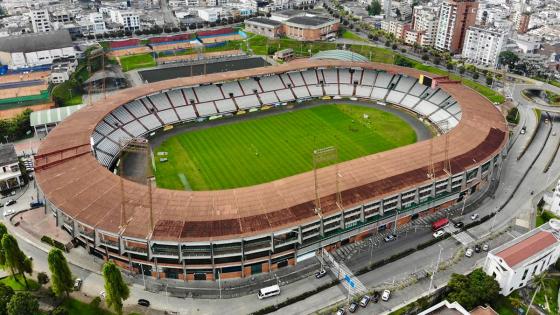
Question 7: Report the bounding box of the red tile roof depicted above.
[496,231,559,267]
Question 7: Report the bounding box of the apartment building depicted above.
[435,0,479,53]
[404,6,439,46]
[110,10,141,31]
[461,25,507,67]
[30,9,52,33]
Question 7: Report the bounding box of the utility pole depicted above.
[429,244,443,293]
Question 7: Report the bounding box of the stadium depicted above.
[35,58,507,281]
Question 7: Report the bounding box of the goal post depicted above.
[312,146,342,216]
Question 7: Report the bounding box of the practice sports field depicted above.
[153,104,417,190]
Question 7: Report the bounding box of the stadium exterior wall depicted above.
[35,60,508,280]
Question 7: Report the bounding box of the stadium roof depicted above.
[35,60,507,242]
[0,30,73,53]
[30,104,84,127]
[311,50,369,62]
[285,16,335,27]
[246,17,282,27]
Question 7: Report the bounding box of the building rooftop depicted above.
[492,220,560,268]
[273,9,304,18]
[419,300,470,315]
[311,50,369,62]
[0,30,73,53]
[0,144,18,166]
[246,17,282,27]
[285,16,334,27]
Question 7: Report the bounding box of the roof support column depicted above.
[210,243,215,281]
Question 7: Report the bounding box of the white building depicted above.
[381,20,410,40]
[197,8,222,22]
[434,0,479,54]
[483,220,560,296]
[110,10,141,31]
[30,9,52,33]
[461,25,507,67]
[405,6,439,46]
[0,30,76,69]
[545,179,560,215]
[0,144,22,192]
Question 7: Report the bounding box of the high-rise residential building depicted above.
[434,0,479,54]
[110,10,141,31]
[461,25,507,67]
[517,12,530,34]
[405,6,439,46]
[30,9,52,33]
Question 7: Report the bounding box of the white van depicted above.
[257,285,280,299]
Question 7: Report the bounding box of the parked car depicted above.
[384,234,396,242]
[5,199,16,206]
[336,308,346,315]
[359,295,370,307]
[465,248,473,257]
[73,278,82,291]
[137,299,150,307]
[433,230,445,238]
[453,221,464,228]
[348,302,359,313]
[381,289,391,301]
[372,291,380,303]
[315,269,327,279]
[470,213,479,220]
[474,244,481,253]
[29,200,44,209]
[482,244,489,251]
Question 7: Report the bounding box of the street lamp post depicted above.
[218,270,222,299]
[429,244,443,293]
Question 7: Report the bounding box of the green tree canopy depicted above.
[7,292,38,315]
[1,234,30,289]
[368,0,382,15]
[102,261,130,315]
[0,224,7,266]
[447,268,500,310]
[498,51,520,69]
[47,249,74,298]
[0,283,14,315]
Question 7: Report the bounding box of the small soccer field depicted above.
[153,104,417,190]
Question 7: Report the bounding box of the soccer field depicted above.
[153,104,417,190]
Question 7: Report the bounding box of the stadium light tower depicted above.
[427,121,451,180]
[118,138,154,233]
[87,47,106,105]
[312,146,342,216]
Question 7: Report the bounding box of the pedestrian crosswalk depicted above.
[322,249,368,296]
[443,225,476,245]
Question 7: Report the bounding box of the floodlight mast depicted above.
[118,138,154,234]
[312,146,341,217]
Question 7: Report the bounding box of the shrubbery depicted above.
[40,236,67,252]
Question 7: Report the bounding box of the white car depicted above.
[470,213,479,220]
[432,230,445,238]
[381,289,391,301]
[465,248,473,257]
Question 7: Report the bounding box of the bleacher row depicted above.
[92,68,462,167]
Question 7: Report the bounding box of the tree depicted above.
[1,235,30,289]
[0,284,14,315]
[433,57,441,65]
[51,307,69,315]
[498,51,519,69]
[459,66,466,75]
[368,0,382,15]
[421,54,429,61]
[102,261,130,315]
[446,62,454,70]
[0,224,7,266]
[473,72,480,80]
[447,269,500,310]
[486,75,493,86]
[37,272,49,286]
[7,292,38,315]
[47,249,73,298]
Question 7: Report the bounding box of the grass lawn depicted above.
[533,278,560,314]
[60,298,114,315]
[341,29,368,42]
[154,104,417,190]
[545,90,560,106]
[536,210,559,227]
[119,53,156,72]
[491,294,526,315]
[0,274,40,291]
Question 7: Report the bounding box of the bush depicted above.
[506,107,519,124]
[41,236,67,252]
[392,44,398,50]
[433,57,441,65]
[473,73,480,80]
[486,76,493,86]
[394,55,413,68]
[400,48,406,53]
[422,54,429,61]
[385,40,391,47]
[37,272,49,285]
[51,306,68,315]
[90,297,101,309]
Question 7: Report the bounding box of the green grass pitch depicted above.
[153,104,417,190]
